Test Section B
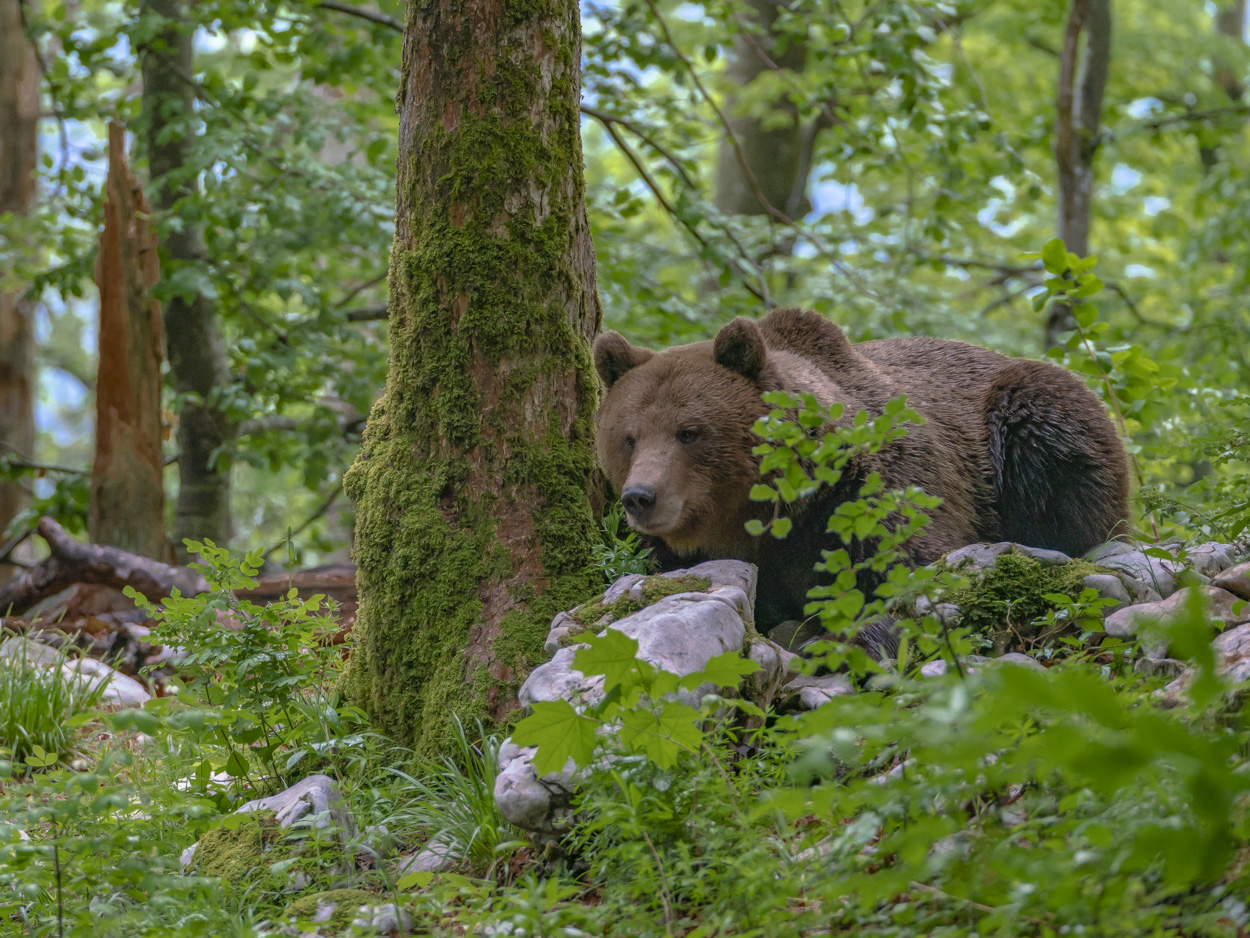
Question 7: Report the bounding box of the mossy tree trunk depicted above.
[345,0,602,752]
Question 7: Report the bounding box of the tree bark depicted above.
[345,0,602,752]
[0,0,39,583]
[714,0,814,220]
[140,0,235,558]
[92,122,168,559]
[1048,0,1111,349]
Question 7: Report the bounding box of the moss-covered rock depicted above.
[936,551,1107,650]
[283,889,384,934]
[188,811,279,892]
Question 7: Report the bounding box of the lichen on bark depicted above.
[344,0,602,752]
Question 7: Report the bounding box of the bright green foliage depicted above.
[129,540,363,793]
[0,742,224,937]
[0,644,106,766]
[589,502,657,583]
[388,718,527,879]
[513,629,761,774]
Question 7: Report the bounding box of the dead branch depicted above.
[0,517,208,616]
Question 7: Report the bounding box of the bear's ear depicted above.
[714,317,766,381]
[594,331,654,389]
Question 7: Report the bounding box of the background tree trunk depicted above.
[714,0,814,221]
[140,0,235,557]
[0,0,39,583]
[91,123,167,559]
[345,0,603,752]
[1047,0,1111,349]
[1200,0,1247,171]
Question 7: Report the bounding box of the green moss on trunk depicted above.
[344,0,602,752]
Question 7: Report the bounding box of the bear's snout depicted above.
[621,483,658,519]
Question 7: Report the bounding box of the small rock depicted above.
[351,903,413,935]
[1082,574,1131,614]
[1103,586,1248,640]
[1213,561,1250,602]
[1185,542,1239,576]
[0,636,62,668]
[943,542,1014,572]
[235,774,356,842]
[915,596,963,625]
[1134,657,1187,679]
[920,653,1045,677]
[398,837,460,874]
[1210,622,1250,685]
[993,652,1048,672]
[66,658,151,708]
[1095,549,1184,599]
[944,542,1071,573]
[493,739,580,834]
[1112,572,1163,605]
[783,673,855,710]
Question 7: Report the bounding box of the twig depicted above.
[333,271,388,309]
[579,105,698,190]
[262,486,344,561]
[597,116,771,305]
[316,1,402,32]
[343,305,388,322]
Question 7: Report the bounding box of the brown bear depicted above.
[593,307,1131,635]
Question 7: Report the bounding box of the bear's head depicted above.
[593,318,774,554]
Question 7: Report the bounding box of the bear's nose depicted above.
[621,484,657,518]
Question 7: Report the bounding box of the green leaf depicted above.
[744,519,765,536]
[771,517,793,538]
[573,628,642,690]
[512,700,600,774]
[749,484,778,502]
[398,870,435,890]
[678,651,761,690]
[1041,238,1068,274]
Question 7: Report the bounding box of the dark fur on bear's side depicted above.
[593,308,1131,638]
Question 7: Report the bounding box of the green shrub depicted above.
[0,642,106,766]
[390,717,526,879]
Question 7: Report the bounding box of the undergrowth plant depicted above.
[129,540,366,797]
[590,501,656,583]
[389,717,527,880]
[0,642,107,766]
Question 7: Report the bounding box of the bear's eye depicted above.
[677,428,698,445]
[624,434,636,451]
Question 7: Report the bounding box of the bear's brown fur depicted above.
[593,308,1131,632]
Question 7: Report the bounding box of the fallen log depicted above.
[0,517,208,616]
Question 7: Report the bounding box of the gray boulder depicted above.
[943,542,1071,574]
[1081,574,1132,614]
[1104,586,1248,641]
[1213,561,1250,602]
[1086,545,1184,598]
[181,775,356,872]
[498,561,757,834]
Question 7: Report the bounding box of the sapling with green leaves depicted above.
[128,540,366,795]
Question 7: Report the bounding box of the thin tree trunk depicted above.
[1200,1,1247,171]
[140,0,234,557]
[0,0,39,583]
[346,0,602,752]
[92,122,167,559]
[714,0,814,221]
[1047,0,1111,349]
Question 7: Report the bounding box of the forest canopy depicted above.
[1,0,1247,564]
